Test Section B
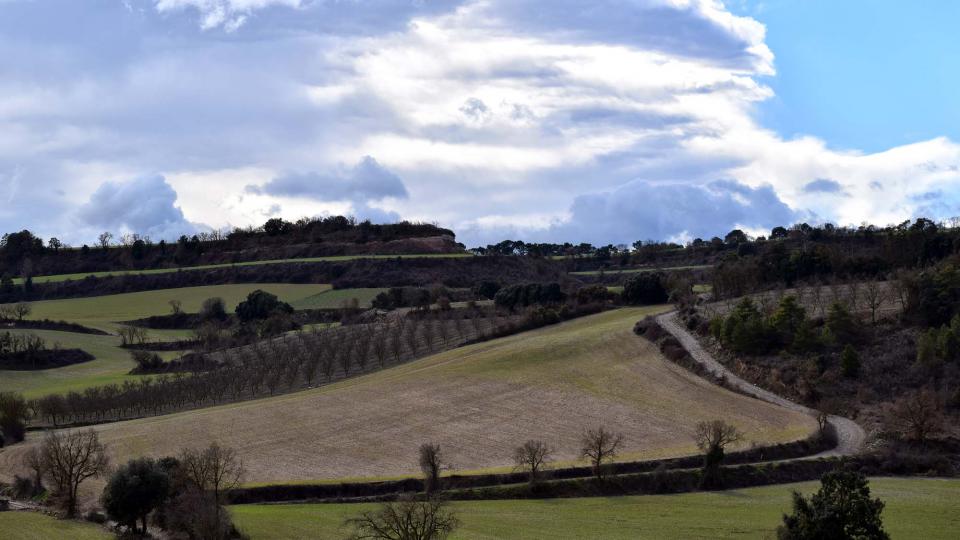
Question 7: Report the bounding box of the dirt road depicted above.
[655,311,865,457]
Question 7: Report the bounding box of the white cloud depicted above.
[1,0,959,246]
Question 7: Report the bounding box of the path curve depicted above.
[656,311,865,458]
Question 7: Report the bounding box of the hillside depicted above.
[0,307,816,494]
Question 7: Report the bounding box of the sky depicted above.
[0,0,958,248]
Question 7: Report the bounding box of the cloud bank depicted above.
[0,0,959,246]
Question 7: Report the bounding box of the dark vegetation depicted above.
[778,470,889,540]
[0,255,562,303]
[0,218,458,278]
[0,331,94,370]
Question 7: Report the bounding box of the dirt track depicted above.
[655,311,865,458]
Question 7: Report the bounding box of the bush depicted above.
[840,345,860,378]
[102,457,171,535]
[622,273,668,305]
[777,470,889,540]
[235,290,293,322]
[199,297,228,322]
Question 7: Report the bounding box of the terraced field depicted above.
[14,253,472,285]
[289,288,387,309]
[16,283,332,333]
[0,284,332,397]
[570,265,712,276]
[0,307,816,495]
[231,477,960,539]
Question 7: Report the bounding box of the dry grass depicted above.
[0,307,816,498]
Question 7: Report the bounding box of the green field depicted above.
[0,329,180,398]
[14,253,472,285]
[231,477,960,539]
[11,283,332,333]
[0,284,331,397]
[290,288,387,310]
[570,265,712,276]
[0,511,110,540]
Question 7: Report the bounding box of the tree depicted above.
[98,231,113,250]
[178,443,244,536]
[102,457,171,534]
[168,299,183,316]
[512,440,552,485]
[622,273,668,305]
[199,297,228,322]
[886,389,944,445]
[418,443,447,495]
[345,496,460,540]
[694,420,741,489]
[24,446,45,495]
[724,229,748,245]
[840,345,860,378]
[12,302,31,322]
[777,470,889,540]
[579,426,624,480]
[48,237,63,252]
[179,443,244,502]
[235,290,293,322]
[0,391,29,446]
[41,429,109,516]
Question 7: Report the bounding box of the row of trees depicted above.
[30,312,518,427]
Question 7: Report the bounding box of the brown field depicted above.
[0,307,816,504]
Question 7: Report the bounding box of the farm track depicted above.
[655,311,865,458]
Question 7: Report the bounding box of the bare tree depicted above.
[863,281,887,325]
[886,389,944,446]
[168,299,183,316]
[23,446,45,494]
[694,420,741,488]
[345,495,460,540]
[179,442,245,532]
[513,440,552,484]
[579,426,624,480]
[41,429,109,516]
[12,302,31,322]
[97,231,113,250]
[418,443,447,495]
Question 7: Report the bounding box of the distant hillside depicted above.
[0,217,461,278]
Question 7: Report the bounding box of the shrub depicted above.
[622,273,668,305]
[199,297,228,322]
[102,458,171,535]
[777,470,889,540]
[840,345,860,378]
[235,290,293,322]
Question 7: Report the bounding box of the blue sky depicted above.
[736,0,960,152]
[0,0,958,247]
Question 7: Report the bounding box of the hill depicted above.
[0,307,816,493]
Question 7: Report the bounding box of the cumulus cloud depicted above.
[548,179,799,245]
[248,157,408,202]
[2,0,960,246]
[76,175,199,239]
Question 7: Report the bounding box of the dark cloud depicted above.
[803,178,845,194]
[248,157,408,202]
[76,175,199,239]
[546,179,799,245]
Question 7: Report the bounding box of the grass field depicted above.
[289,288,387,310]
[570,265,712,276]
[0,284,330,397]
[0,511,110,540]
[12,283,332,333]
[0,329,180,398]
[0,307,815,495]
[14,253,472,285]
[230,477,960,539]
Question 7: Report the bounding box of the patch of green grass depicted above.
[606,286,624,294]
[231,477,960,540]
[693,283,713,293]
[0,284,328,397]
[0,328,179,398]
[10,283,331,333]
[0,511,111,540]
[570,265,712,276]
[15,254,472,285]
[290,288,387,310]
